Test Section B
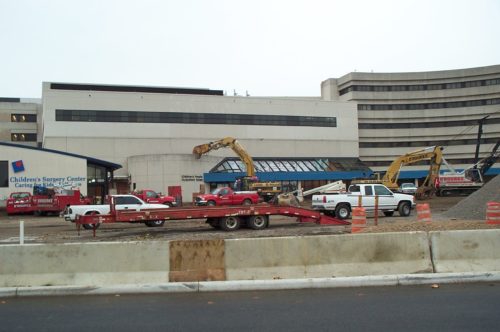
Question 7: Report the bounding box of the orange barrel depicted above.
[416,203,432,223]
[351,207,367,233]
[486,202,500,225]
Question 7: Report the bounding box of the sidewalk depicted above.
[2,271,500,298]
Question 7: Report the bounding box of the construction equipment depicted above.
[353,146,444,199]
[436,140,500,196]
[193,137,281,200]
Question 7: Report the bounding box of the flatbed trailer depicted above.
[75,198,350,236]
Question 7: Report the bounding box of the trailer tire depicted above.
[335,204,350,219]
[247,215,268,230]
[219,216,241,231]
[398,202,411,217]
[206,218,220,229]
[82,211,101,230]
[145,220,165,227]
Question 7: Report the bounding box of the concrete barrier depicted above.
[225,232,433,280]
[430,229,500,273]
[0,241,170,287]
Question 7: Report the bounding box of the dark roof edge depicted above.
[0,142,122,170]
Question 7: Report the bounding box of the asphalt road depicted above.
[1,283,499,331]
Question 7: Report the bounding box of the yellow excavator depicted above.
[353,146,444,199]
[193,137,281,201]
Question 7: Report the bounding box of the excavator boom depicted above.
[193,137,255,176]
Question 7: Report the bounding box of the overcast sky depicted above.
[1,0,499,98]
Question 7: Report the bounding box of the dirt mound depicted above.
[443,175,500,220]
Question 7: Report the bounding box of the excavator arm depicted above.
[382,146,443,189]
[193,137,256,177]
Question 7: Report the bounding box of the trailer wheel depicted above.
[206,217,220,229]
[219,216,241,231]
[398,202,411,217]
[82,211,101,230]
[335,204,350,219]
[247,215,268,230]
[145,220,165,227]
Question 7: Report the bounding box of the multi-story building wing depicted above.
[322,65,500,178]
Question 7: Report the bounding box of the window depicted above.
[55,109,337,128]
[364,186,373,196]
[0,161,8,187]
[374,185,392,195]
[11,114,37,122]
[11,133,37,142]
[116,196,142,205]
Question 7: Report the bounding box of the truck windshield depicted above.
[211,188,222,195]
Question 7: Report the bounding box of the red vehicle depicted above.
[132,189,177,207]
[6,187,91,216]
[194,187,260,206]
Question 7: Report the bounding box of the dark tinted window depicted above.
[0,161,8,187]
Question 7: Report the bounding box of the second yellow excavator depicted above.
[353,146,444,199]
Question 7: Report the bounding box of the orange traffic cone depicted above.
[416,203,431,223]
[351,207,367,233]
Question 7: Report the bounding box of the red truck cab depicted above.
[6,188,91,216]
[132,189,177,207]
[194,187,260,206]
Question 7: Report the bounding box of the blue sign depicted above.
[12,160,25,173]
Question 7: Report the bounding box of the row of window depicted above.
[359,137,499,149]
[359,117,500,129]
[11,133,37,142]
[339,77,500,95]
[11,114,37,123]
[55,109,337,127]
[358,98,500,111]
[364,157,484,167]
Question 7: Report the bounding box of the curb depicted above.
[2,271,500,298]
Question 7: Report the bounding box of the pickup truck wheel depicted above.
[335,204,350,219]
[383,211,394,217]
[242,199,252,205]
[247,215,268,230]
[145,220,165,227]
[219,216,241,231]
[207,200,216,206]
[82,211,101,230]
[398,202,411,217]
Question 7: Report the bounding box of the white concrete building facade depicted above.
[41,83,360,201]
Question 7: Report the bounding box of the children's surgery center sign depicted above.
[8,160,86,189]
[9,176,87,189]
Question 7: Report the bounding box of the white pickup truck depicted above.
[63,194,168,229]
[312,184,415,219]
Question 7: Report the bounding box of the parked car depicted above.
[399,183,418,195]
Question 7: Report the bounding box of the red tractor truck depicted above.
[6,186,91,216]
[132,189,177,207]
[194,187,260,206]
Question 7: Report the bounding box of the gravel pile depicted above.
[443,174,500,220]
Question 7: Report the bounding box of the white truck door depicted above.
[373,185,397,210]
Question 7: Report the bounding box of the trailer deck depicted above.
[75,200,350,236]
